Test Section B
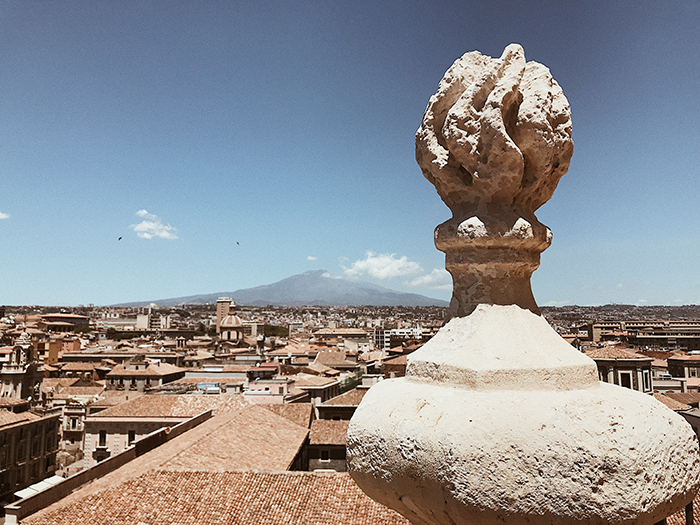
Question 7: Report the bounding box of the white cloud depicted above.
[307,256,317,261]
[130,209,178,240]
[0,212,9,219]
[405,268,452,290]
[343,252,423,280]
[542,300,573,307]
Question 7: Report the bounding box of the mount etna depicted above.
[115,270,449,308]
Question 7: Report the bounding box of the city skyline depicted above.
[1,1,698,307]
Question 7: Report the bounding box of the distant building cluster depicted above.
[0,302,699,523]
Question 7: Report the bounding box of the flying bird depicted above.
[118,237,122,241]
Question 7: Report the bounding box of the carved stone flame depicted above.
[416,43,573,318]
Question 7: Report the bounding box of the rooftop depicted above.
[322,387,367,407]
[23,470,409,525]
[309,419,349,446]
[584,347,652,360]
[93,394,250,418]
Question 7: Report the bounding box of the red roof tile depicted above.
[23,470,409,525]
[310,420,349,446]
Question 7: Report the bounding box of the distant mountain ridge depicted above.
[116,270,449,308]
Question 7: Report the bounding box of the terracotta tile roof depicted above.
[0,397,30,407]
[302,363,341,376]
[23,470,409,525]
[160,405,308,471]
[222,364,251,373]
[40,378,80,394]
[106,362,184,377]
[0,409,40,429]
[653,393,691,411]
[94,394,250,418]
[53,385,104,398]
[183,350,214,361]
[584,347,652,360]
[89,391,144,409]
[383,354,407,365]
[360,350,384,362]
[669,355,700,362]
[314,350,357,368]
[171,377,245,386]
[668,500,699,525]
[59,361,99,371]
[666,392,700,408]
[309,420,349,446]
[260,402,313,428]
[290,373,339,388]
[322,387,367,406]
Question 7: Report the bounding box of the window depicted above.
[619,371,633,389]
[98,430,107,447]
[128,430,136,445]
[643,370,651,392]
[320,449,330,462]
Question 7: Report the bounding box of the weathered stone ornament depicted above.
[348,44,700,525]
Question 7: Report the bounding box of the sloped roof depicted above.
[668,354,700,362]
[160,405,308,471]
[290,373,339,388]
[322,387,367,407]
[106,362,184,377]
[653,393,691,411]
[665,392,700,408]
[584,347,652,360]
[314,350,357,368]
[383,355,407,365]
[260,402,313,429]
[0,397,30,408]
[89,391,144,410]
[309,420,349,446]
[303,363,341,376]
[0,409,40,429]
[59,362,99,371]
[94,394,250,418]
[23,470,409,525]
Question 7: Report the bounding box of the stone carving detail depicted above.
[348,44,700,525]
[416,43,573,318]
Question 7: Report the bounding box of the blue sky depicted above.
[0,0,698,307]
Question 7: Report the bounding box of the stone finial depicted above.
[416,43,573,318]
[348,44,700,525]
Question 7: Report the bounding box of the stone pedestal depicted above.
[348,305,700,525]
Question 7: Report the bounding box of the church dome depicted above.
[220,314,242,328]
